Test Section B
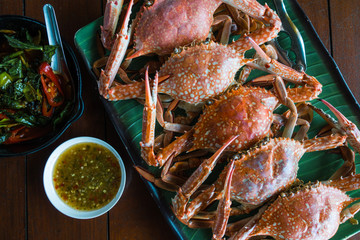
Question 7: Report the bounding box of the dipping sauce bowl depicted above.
[43,136,126,219]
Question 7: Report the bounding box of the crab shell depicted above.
[249,183,352,240]
[191,86,278,152]
[133,0,220,56]
[158,41,247,104]
[219,138,306,206]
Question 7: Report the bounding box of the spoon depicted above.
[43,4,71,80]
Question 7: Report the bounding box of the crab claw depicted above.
[98,0,134,97]
[246,36,322,103]
[101,0,124,49]
[212,160,235,240]
[319,99,360,153]
[172,135,238,224]
[140,68,158,166]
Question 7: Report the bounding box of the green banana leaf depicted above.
[74,0,360,239]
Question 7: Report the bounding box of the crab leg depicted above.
[322,174,360,223]
[156,98,192,133]
[226,216,255,238]
[140,69,158,166]
[318,99,360,153]
[325,174,360,223]
[223,0,281,28]
[224,0,281,50]
[340,200,360,224]
[272,76,297,138]
[326,173,360,192]
[246,36,322,102]
[98,0,135,100]
[329,146,356,180]
[273,115,310,140]
[172,136,238,224]
[140,69,195,167]
[100,0,124,49]
[212,160,235,240]
[303,133,347,152]
[134,165,182,192]
[212,15,233,44]
[157,129,195,167]
[228,205,268,240]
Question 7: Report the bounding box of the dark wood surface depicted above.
[0,0,359,239]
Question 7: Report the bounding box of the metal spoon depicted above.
[43,4,70,78]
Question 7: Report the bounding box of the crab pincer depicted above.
[245,36,322,103]
[212,160,235,240]
[101,0,124,49]
[140,67,158,166]
[171,135,238,224]
[98,0,135,99]
[317,99,360,153]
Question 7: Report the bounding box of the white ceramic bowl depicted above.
[43,136,126,219]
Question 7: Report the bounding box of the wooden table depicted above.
[0,0,359,239]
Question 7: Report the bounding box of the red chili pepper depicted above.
[42,96,54,117]
[0,109,15,119]
[3,126,28,144]
[0,113,8,119]
[3,125,50,144]
[39,62,64,107]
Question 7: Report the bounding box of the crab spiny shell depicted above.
[191,86,278,152]
[158,41,246,104]
[133,0,221,56]
[223,138,306,206]
[251,183,351,240]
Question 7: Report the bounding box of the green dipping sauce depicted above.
[53,142,121,211]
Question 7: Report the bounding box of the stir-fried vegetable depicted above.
[0,28,69,144]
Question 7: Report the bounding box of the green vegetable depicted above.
[0,28,67,144]
[13,79,26,100]
[4,34,43,51]
[0,118,18,128]
[0,95,26,109]
[23,82,38,102]
[0,109,48,127]
[43,45,58,63]
[0,72,13,90]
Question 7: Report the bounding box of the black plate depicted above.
[0,15,84,157]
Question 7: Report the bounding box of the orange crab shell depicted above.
[158,42,247,104]
[191,86,279,152]
[132,0,220,57]
[225,138,306,205]
[252,183,351,240]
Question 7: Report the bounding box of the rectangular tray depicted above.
[74,1,360,239]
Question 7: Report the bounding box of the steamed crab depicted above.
[228,176,360,240]
[101,0,281,56]
[167,99,360,239]
[170,125,349,239]
[97,0,321,105]
[101,32,323,168]
[139,73,303,168]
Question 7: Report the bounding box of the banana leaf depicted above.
[74,0,360,239]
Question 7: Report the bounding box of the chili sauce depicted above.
[53,142,121,211]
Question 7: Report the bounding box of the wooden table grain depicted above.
[0,0,359,239]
